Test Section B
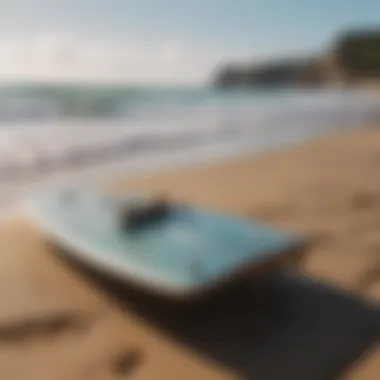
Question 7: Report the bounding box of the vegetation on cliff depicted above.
[334,29,380,80]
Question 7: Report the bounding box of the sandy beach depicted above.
[0,127,379,379]
[111,126,380,300]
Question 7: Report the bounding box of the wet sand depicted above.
[0,127,379,379]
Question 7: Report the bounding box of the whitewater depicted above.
[0,85,379,215]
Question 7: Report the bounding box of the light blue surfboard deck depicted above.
[23,186,305,298]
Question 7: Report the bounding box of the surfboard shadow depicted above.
[50,243,380,380]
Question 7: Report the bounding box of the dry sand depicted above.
[112,127,380,300]
[0,127,379,379]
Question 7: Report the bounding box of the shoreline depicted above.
[0,122,373,219]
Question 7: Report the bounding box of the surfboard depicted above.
[22,186,306,298]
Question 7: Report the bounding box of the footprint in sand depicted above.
[111,348,143,377]
[349,191,378,210]
[358,265,380,295]
[0,312,89,343]
[79,348,144,380]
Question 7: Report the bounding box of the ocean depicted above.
[0,84,379,215]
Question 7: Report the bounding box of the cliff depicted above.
[213,29,380,89]
[214,58,326,89]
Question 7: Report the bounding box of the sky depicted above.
[0,0,378,84]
